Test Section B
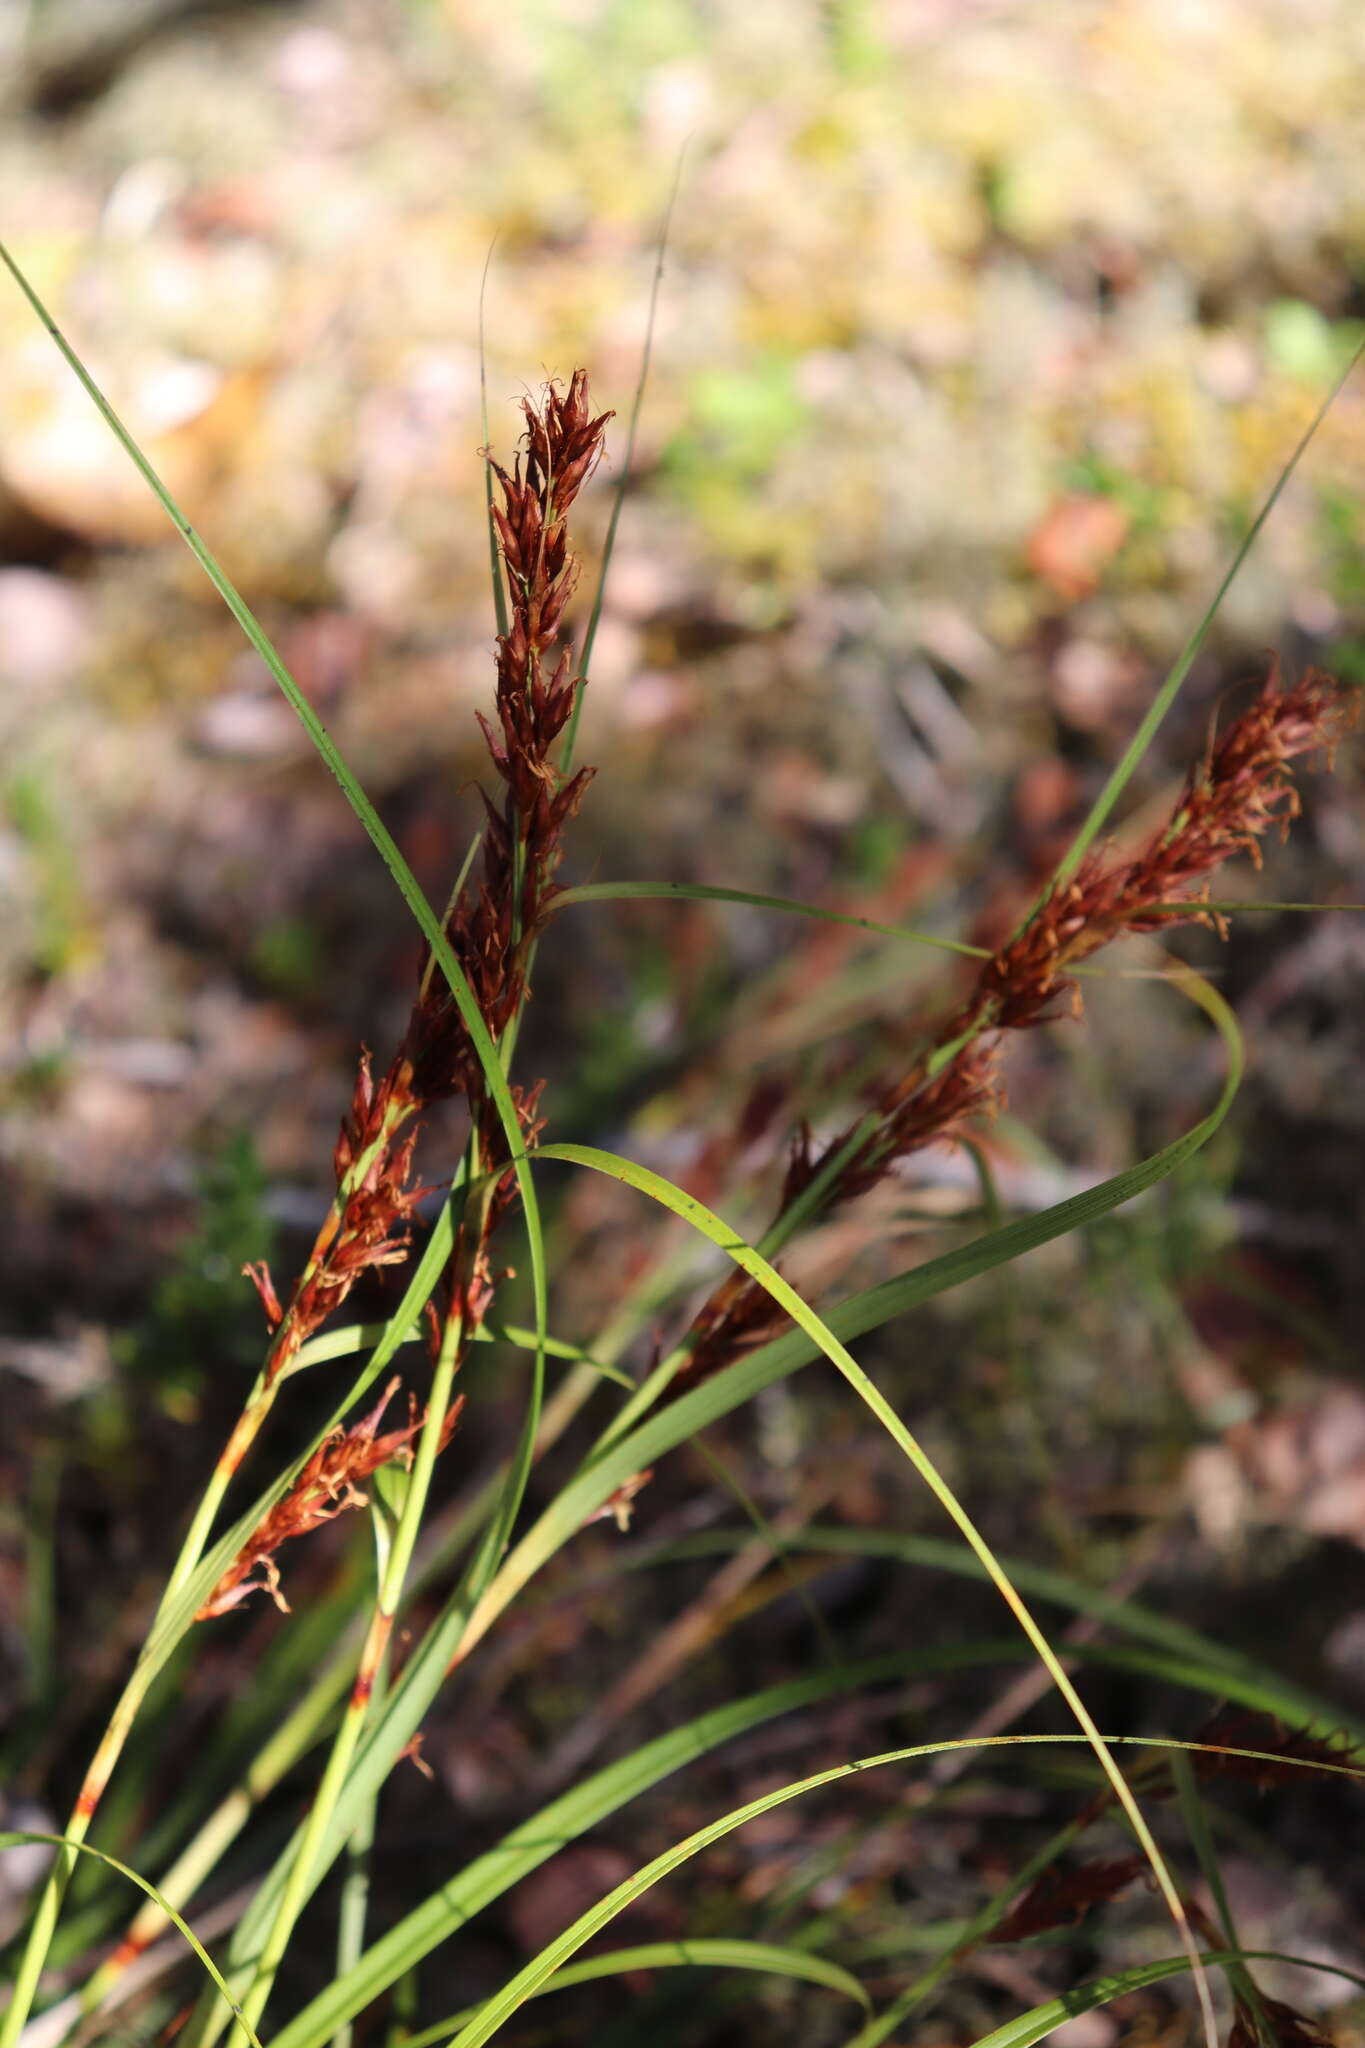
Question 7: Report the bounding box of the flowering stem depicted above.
[3,371,598,2048]
[226,1230,473,2041]
[0,1108,415,2048]
[331,1507,393,2048]
[167,1112,409,1603]
[71,1655,350,2029]
[75,1246,656,2042]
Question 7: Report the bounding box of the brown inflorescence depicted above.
[402,369,611,1120]
[404,373,610,1362]
[984,1856,1147,1944]
[242,374,611,1384]
[1190,1707,1362,1790]
[197,1378,463,1620]
[1228,1997,1333,2048]
[245,1053,428,1386]
[678,666,1355,1391]
[973,663,1354,1029]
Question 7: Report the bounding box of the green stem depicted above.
[118,1266,683,2048]
[74,1634,353,2025]
[589,1117,881,1457]
[0,223,552,2048]
[333,1512,393,2048]
[332,1776,378,2048]
[167,1114,404,1603]
[228,1304,466,2042]
[0,1100,416,2048]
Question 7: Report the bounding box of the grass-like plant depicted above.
[1,232,1363,2048]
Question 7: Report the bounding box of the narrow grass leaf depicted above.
[401,1938,869,2043]
[638,1527,1364,1741]
[0,1832,262,2048]
[253,1694,1363,2048]
[1171,1748,1273,2048]
[965,1950,1365,2048]
[267,1648,1016,2048]
[554,879,987,958]
[529,1141,1206,2008]
[0,235,549,1571]
[459,969,1243,1676]
[294,1316,632,1387]
[439,1736,1331,2048]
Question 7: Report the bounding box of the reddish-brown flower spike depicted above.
[963,665,1357,1043]
[669,662,1354,1401]
[197,1380,463,1620]
[1192,1708,1362,1790]
[401,371,609,1123]
[266,1112,430,1383]
[1229,1998,1332,2048]
[985,1857,1147,1944]
[519,368,614,515]
[203,370,604,1583]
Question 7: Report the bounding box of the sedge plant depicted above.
[1,231,1363,2048]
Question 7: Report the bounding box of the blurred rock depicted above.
[191,688,310,760]
[1025,495,1132,604]
[0,570,91,698]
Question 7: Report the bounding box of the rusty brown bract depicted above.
[197,1380,463,1620]
[976,664,1355,1030]
[402,372,610,1343]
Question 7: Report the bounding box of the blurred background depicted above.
[2,0,1365,2038]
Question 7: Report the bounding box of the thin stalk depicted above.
[71,1661,350,2026]
[83,811,661,2041]
[1040,336,1364,904]
[228,1297,467,2041]
[1172,1749,1273,2048]
[417,830,483,1010]
[560,156,680,775]
[553,880,987,960]
[332,1524,393,2048]
[0,233,553,2048]
[168,1111,409,1599]
[537,1137,1220,2048]
[589,1114,881,1455]
[0,1090,417,2048]
[85,1245,699,2045]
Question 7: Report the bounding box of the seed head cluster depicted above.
[403,369,611,1112]
[213,374,611,1613]
[197,1379,462,1620]
[682,667,1355,1388]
